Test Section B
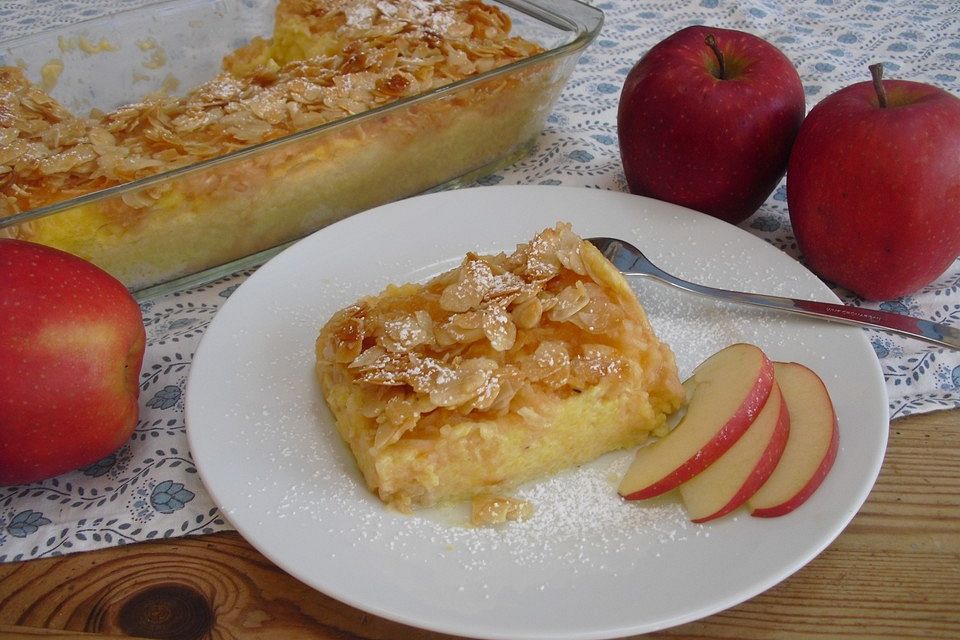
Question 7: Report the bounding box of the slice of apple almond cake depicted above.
[315,223,684,512]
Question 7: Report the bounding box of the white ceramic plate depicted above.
[186,186,888,640]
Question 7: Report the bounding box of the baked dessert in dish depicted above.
[315,224,685,512]
[0,0,573,291]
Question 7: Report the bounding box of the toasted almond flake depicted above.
[510,296,542,329]
[548,280,591,322]
[481,304,516,352]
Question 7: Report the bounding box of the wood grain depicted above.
[0,410,957,640]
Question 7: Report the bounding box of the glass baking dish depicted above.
[0,0,602,298]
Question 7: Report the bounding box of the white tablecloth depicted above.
[1,0,958,561]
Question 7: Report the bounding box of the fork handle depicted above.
[628,271,960,351]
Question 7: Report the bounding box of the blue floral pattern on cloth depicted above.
[1,0,958,561]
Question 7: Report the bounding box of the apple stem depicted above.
[705,34,725,80]
[869,63,887,108]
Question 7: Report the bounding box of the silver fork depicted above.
[588,237,960,351]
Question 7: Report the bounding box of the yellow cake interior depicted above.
[315,223,685,512]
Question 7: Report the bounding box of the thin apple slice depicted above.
[748,362,839,517]
[619,343,774,500]
[678,382,789,523]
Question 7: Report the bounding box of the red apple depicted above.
[678,381,789,523]
[617,26,805,224]
[787,64,960,300]
[748,362,839,518]
[0,240,146,485]
[618,343,774,500]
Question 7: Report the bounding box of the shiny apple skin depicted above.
[787,79,960,300]
[0,240,146,485]
[618,25,805,224]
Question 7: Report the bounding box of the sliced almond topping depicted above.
[480,303,516,352]
[522,340,571,389]
[317,222,647,453]
[548,280,591,322]
[0,0,544,214]
[510,295,542,330]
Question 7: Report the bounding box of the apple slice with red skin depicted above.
[678,381,790,523]
[748,362,839,518]
[618,343,774,501]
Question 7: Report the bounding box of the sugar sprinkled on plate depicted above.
[272,448,692,574]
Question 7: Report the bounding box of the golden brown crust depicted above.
[0,0,542,217]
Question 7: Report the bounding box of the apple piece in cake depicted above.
[315,223,684,511]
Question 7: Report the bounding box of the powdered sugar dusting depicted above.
[412,456,690,570]
[260,434,694,575]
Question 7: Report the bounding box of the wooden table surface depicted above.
[0,409,957,640]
